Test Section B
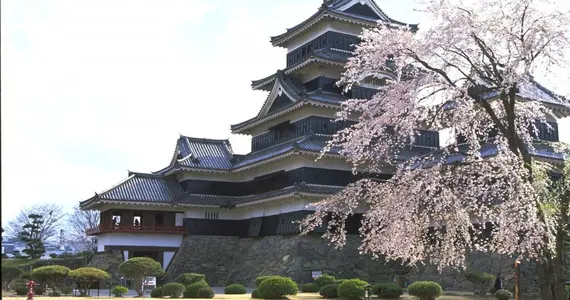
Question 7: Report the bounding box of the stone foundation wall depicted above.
[88,250,125,287]
[164,235,408,287]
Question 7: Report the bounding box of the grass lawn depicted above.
[0,293,495,300]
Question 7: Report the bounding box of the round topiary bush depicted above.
[251,289,263,299]
[175,273,206,286]
[34,285,45,295]
[150,286,164,298]
[68,267,110,296]
[255,275,273,287]
[197,287,215,298]
[408,281,443,300]
[338,279,368,300]
[225,283,247,294]
[31,265,71,292]
[319,283,339,298]
[494,289,513,300]
[163,282,185,298]
[301,282,320,292]
[316,274,336,288]
[334,279,346,285]
[112,285,129,297]
[15,286,28,296]
[1,266,23,291]
[372,282,403,299]
[257,276,298,299]
[184,280,210,298]
[118,257,164,297]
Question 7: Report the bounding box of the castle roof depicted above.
[251,48,353,91]
[156,133,344,175]
[270,0,418,47]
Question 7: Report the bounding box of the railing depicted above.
[86,224,187,235]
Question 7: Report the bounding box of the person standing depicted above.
[494,272,503,291]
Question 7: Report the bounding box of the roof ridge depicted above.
[97,174,136,196]
[182,136,230,143]
[127,171,166,178]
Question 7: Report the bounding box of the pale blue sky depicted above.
[1,0,569,226]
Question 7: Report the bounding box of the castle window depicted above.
[205,212,219,220]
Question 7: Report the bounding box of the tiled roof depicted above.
[79,172,184,207]
[175,136,235,170]
[270,1,417,46]
[251,48,351,90]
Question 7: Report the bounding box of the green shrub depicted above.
[565,286,570,300]
[465,271,494,296]
[150,286,164,298]
[163,282,185,298]
[15,286,28,296]
[112,285,129,297]
[68,267,110,296]
[34,285,44,295]
[301,282,320,292]
[319,283,339,298]
[408,281,443,300]
[197,287,215,298]
[225,283,247,294]
[334,279,346,285]
[183,280,210,298]
[175,273,206,286]
[251,289,262,298]
[372,283,403,299]
[1,266,23,291]
[338,279,368,300]
[255,275,273,287]
[316,274,336,288]
[60,285,73,296]
[494,289,512,300]
[118,257,164,297]
[257,276,298,299]
[31,265,70,293]
[18,271,31,280]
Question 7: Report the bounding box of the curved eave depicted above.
[252,56,347,91]
[80,198,173,210]
[163,147,345,177]
[270,9,416,48]
[231,99,341,134]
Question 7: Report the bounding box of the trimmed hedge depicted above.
[301,282,320,292]
[197,287,215,298]
[1,266,23,291]
[175,273,206,286]
[257,276,298,299]
[494,289,512,300]
[183,280,210,298]
[338,279,369,300]
[316,274,336,288]
[408,281,443,300]
[251,289,263,299]
[225,283,247,294]
[15,286,28,296]
[112,285,129,297]
[163,282,185,298]
[372,282,403,299]
[319,283,339,298]
[334,279,346,285]
[150,286,164,298]
[255,275,273,287]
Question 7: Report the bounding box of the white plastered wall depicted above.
[96,233,184,252]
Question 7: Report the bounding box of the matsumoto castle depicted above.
[81,0,568,285]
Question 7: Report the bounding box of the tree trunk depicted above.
[536,255,566,300]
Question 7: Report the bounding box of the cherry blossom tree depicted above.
[300,0,570,299]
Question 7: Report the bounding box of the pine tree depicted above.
[19,214,46,259]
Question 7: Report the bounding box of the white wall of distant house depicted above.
[96,233,184,252]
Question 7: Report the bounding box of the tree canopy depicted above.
[300,1,569,299]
